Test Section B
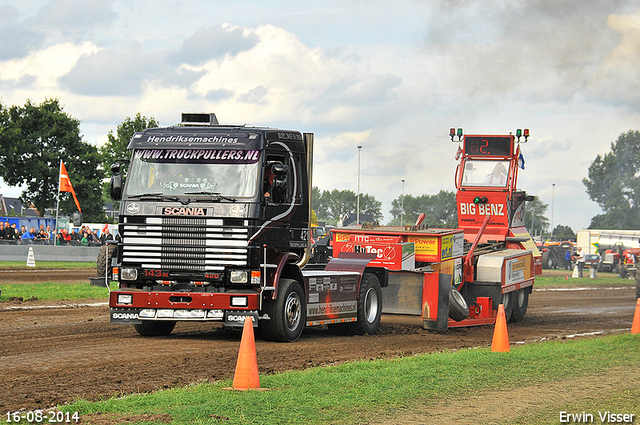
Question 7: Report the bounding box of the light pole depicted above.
[401,179,405,227]
[550,183,556,239]
[357,145,362,226]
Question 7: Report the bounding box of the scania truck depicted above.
[106,113,385,341]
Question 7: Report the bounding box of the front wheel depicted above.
[261,279,306,342]
[133,321,176,336]
[509,288,529,322]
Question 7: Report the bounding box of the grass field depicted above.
[0,281,115,301]
[59,334,640,425]
[0,261,94,269]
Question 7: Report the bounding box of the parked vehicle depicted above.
[584,254,602,271]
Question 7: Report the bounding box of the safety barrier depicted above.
[0,245,101,262]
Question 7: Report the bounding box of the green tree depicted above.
[100,113,159,176]
[312,188,382,225]
[583,130,640,229]
[552,225,576,240]
[0,98,103,220]
[524,197,549,237]
[388,190,457,228]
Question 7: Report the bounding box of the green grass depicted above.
[535,273,635,287]
[0,281,116,301]
[60,334,640,425]
[0,261,93,269]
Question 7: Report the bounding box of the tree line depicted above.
[1,98,631,234]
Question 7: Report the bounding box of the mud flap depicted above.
[111,308,142,324]
[423,273,451,331]
[225,310,259,327]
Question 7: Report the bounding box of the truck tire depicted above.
[133,321,176,336]
[261,279,306,342]
[509,289,529,322]
[448,286,469,322]
[636,272,640,300]
[343,273,383,335]
[542,251,553,269]
[501,291,514,322]
[96,244,116,278]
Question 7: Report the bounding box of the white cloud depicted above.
[0,41,99,88]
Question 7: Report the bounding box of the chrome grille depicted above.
[121,217,248,271]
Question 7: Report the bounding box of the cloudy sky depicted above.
[1,0,639,231]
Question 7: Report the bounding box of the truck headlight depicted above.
[120,267,138,281]
[230,270,248,284]
[231,296,248,307]
[117,294,133,305]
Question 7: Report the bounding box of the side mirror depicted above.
[110,173,123,201]
[270,163,289,203]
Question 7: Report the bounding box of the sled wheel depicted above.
[501,290,514,322]
[261,279,306,342]
[448,285,469,322]
[509,288,529,322]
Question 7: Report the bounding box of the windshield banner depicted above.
[133,148,260,164]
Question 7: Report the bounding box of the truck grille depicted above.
[120,217,249,272]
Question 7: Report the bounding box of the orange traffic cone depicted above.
[231,317,261,390]
[491,304,510,352]
[631,298,640,335]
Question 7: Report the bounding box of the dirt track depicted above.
[0,269,637,413]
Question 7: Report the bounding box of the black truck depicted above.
[105,113,384,341]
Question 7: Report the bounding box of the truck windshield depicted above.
[124,148,260,198]
[461,160,510,187]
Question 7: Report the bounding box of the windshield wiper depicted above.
[128,193,191,205]
[184,191,237,202]
[162,195,191,205]
[127,193,163,200]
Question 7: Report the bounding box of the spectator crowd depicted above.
[0,222,114,246]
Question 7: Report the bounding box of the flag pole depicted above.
[54,159,61,242]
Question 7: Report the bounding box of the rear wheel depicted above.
[261,279,306,342]
[133,321,176,336]
[343,273,383,335]
[509,288,529,322]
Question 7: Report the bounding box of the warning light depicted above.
[515,128,530,143]
[473,196,488,204]
[450,128,463,142]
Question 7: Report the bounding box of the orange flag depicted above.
[59,161,81,212]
